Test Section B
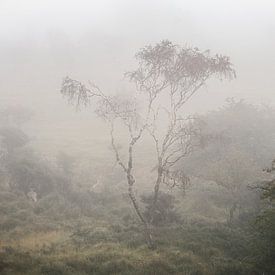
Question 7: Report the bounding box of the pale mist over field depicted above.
[0,0,275,154]
[0,1,275,274]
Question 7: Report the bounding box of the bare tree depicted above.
[60,40,235,248]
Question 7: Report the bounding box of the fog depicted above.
[1,0,275,105]
[1,0,274,154]
[0,1,275,274]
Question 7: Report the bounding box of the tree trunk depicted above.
[228,202,237,224]
[149,165,163,225]
[128,184,155,249]
[152,166,163,206]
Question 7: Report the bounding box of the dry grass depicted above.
[2,230,69,251]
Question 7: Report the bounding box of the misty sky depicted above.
[0,0,275,117]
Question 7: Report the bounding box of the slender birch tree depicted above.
[60,40,235,248]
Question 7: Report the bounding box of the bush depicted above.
[141,191,180,226]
